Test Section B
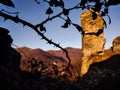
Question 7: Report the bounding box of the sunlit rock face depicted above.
[112,36,120,54]
[80,9,106,77]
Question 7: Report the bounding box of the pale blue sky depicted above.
[0,0,120,50]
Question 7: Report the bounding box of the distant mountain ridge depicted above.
[16,46,66,62]
[16,46,69,72]
[16,45,120,79]
[16,47,82,72]
[16,46,82,64]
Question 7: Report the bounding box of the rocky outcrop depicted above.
[112,36,120,54]
[80,9,106,77]
[0,27,21,70]
[80,54,120,90]
[0,27,22,90]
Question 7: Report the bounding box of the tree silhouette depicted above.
[0,0,120,67]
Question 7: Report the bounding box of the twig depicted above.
[35,2,82,27]
[0,11,71,66]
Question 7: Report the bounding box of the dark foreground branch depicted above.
[0,11,71,66]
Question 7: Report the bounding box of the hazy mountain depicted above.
[16,46,66,62]
[16,47,82,77]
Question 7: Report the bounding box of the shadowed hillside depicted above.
[80,54,120,90]
[16,46,120,80]
[1,45,120,89]
[1,29,120,90]
[47,47,82,76]
[15,47,82,80]
[16,47,68,73]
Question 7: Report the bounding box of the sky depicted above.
[0,0,120,50]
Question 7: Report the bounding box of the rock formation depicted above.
[0,27,22,90]
[0,27,21,70]
[80,9,106,77]
[112,36,120,54]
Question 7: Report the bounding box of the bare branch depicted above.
[35,2,82,27]
[0,11,71,67]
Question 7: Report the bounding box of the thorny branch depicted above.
[0,11,72,66]
[0,1,83,68]
[1,0,118,71]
